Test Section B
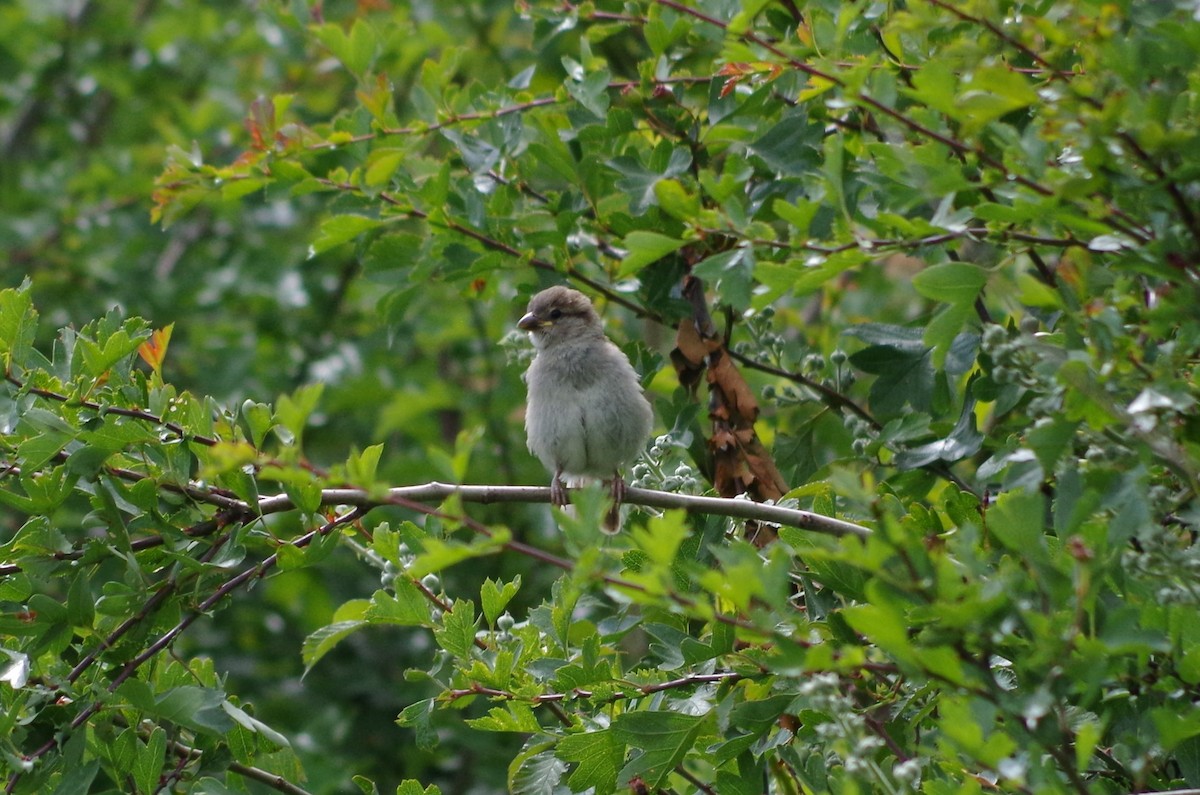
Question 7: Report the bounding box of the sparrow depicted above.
[518,286,653,532]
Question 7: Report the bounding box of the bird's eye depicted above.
[548,308,563,320]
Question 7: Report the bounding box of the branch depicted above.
[162,736,314,795]
[252,482,872,539]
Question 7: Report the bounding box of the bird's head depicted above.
[518,286,603,348]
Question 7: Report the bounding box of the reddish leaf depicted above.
[137,324,174,376]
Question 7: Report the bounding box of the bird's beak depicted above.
[518,312,545,331]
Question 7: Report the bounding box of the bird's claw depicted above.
[610,475,626,504]
[550,475,569,507]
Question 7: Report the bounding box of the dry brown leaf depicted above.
[668,276,790,545]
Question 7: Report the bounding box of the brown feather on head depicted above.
[518,286,603,342]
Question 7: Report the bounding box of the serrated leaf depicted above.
[0,280,38,367]
[346,443,384,488]
[433,598,477,658]
[481,576,521,627]
[396,781,442,795]
[772,197,819,235]
[367,582,433,626]
[748,112,822,175]
[407,531,509,579]
[557,729,624,794]
[465,703,542,733]
[611,711,707,789]
[511,748,568,795]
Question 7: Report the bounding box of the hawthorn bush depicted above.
[3,1,1200,793]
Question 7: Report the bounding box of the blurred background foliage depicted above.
[3,0,1200,793]
[3,1,547,791]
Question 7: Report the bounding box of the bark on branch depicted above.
[253,482,872,539]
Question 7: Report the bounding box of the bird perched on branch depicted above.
[518,285,653,532]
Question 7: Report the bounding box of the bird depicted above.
[518,285,653,532]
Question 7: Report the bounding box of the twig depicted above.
[160,733,313,795]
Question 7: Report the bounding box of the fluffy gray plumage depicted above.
[518,286,653,532]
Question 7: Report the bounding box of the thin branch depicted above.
[6,373,219,448]
[449,671,745,706]
[252,482,872,539]
[161,735,314,795]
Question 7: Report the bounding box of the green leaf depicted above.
[118,682,235,735]
[565,68,612,118]
[50,760,99,795]
[222,701,291,749]
[16,431,73,472]
[510,743,568,795]
[354,776,381,795]
[311,214,383,255]
[396,699,438,751]
[407,532,509,579]
[302,620,368,671]
[748,112,822,176]
[1027,418,1080,472]
[912,262,988,305]
[66,573,94,631]
[557,728,624,794]
[465,703,542,733]
[923,301,975,368]
[988,489,1047,558]
[367,583,433,626]
[433,598,477,658]
[618,232,687,277]
[312,19,378,78]
[274,382,324,447]
[893,386,984,468]
[848,344,934,417]
[772,197,820,236]
[0,280,38,368]
[653,179,699,221]
[78,326,148,376]
[364,149,405,187]
[241,400,275,449]
[396,781,442,795]
[133,727,167,795]
[481,576,522,627]
[611,711,707,789]
[841,602,914,661]
[345,443,384,488]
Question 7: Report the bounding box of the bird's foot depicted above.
[610,475,626,504]
[603,473,627,534]
[550,474,569,507]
